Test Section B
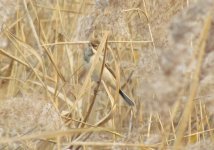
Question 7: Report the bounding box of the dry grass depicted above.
[0,0,214,149]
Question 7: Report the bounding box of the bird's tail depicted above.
[119,89,135,106]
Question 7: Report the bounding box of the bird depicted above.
[83,41,135,106]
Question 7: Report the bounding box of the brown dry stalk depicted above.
[77,32,109,100]
[41,40,152,46]
[68,32,109,150]
[0,48,29,67]
[173,14,212,149]
[80,32,109,127]
[0,128,119,144]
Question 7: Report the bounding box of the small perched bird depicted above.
[84,42,135,106]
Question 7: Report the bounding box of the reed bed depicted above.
[0,0,214,149]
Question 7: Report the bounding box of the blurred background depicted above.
[0,0,214,149]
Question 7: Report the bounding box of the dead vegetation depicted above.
[0,0,214,149]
